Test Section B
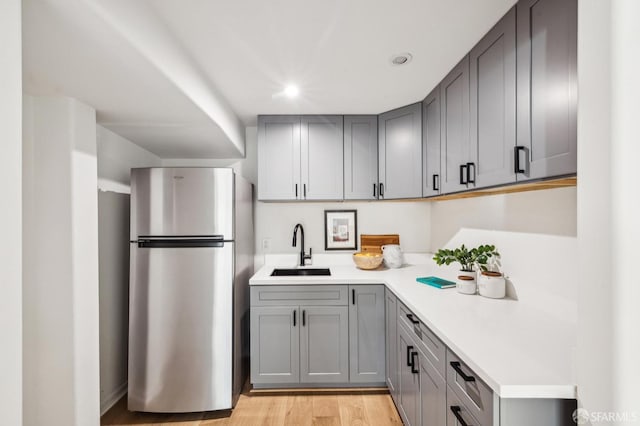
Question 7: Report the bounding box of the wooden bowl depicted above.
[352,252,384,270]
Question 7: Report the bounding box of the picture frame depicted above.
[324,210,358,251]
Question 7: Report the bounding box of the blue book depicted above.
[416,276,456,289]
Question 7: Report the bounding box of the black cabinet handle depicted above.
[459,165,468,185]
[406,313,420,324]
[302,309,306,326]
[450,361,476,382]
[293,310,296,327]
[514,146,526,174]
[433,174,439,191]
[379,183,384,197]
[466,162,476,184]
[295,184,298,198]
[303,184,307,198]
[410,351,419,374]
[406,345,414,367]
[352,289,355,305]
[373,183,376,197]
[450,406,471,426]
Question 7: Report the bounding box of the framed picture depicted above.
[324,210,358,251]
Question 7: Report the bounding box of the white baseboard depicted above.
[100,381,127,416]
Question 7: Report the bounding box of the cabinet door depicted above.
[250,306,299,384]
[344,116,378,200]
[378,103,423,199]
[299,306,349,383]
[440,57,470,194]
[516,0,577,181]
[423,87,441,197]
[419,348,446,426]
[257,116,301,200]
[469,7,517,189]
[300,115,344,200]
[349,285,386,383]
[398,325,421,426]
[385,289,399,399]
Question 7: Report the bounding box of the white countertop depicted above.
[250,254,577,399]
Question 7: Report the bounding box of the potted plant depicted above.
[433,244,500,295]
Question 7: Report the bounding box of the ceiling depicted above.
[23,0,516,159]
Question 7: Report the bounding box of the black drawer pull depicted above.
[459,164,468,185]
[433,174,439,191]
[352,289,355,305]
[406,313,420,324]
[293,310,296,327]
[302,309,306,326]
[406,345,414,367]
[514,146,526,174]
[410,351,419,374]
[466,162,476,184]
[373,183,376,197]
[379,182,384,197]
[450,406,471,426]
[303,183,307,198]
[450,361,476,382]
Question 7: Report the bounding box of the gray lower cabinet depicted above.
[398,324,421,426]
[250,306,299,384]
[440,56,470,194]
[349,285,386,383]
[516,0,577,181]
[385,289,399,399]
[469,6,517,189]
[344,116,379,200]
[300,305,349,383]
[419,344,446,426]
[378,103,423,199]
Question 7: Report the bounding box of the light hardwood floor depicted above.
[101,390,403,426]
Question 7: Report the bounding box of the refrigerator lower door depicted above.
[128,241,234,412]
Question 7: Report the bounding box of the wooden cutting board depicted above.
[360,234,400,253]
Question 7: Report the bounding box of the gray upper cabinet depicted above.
[300,305,349,383]
[301,116,344,200]
[344,116,379,200]
[516,0,577,181]
[385,289,399,399]
[258,116,301,200]
[440,56,470,194]
[258,115,343,200]
[469,7,517,189]
[378,103,423,199]
[349,285,386,383]
[423,87,441,197]
[250,306,299,384]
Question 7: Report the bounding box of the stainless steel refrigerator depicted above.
[128,167,253,413]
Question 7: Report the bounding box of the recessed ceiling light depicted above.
[390,53,413,66]
[284,85,299,98]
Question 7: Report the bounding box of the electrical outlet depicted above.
[262,238,271,251]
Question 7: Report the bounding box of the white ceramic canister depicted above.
[457,270,477,295]
[381,244,403,268]
[478,271,506,299]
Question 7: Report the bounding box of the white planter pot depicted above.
[478,271,506,299]
[456,270,477,295]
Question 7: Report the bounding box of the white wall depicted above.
[96,125,161,414]
[23,96,100,426]
[577,0,640,420]
[0,1,22,424]
[430,187,577,251]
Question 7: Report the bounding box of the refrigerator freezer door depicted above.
[128,242,234,412]
[130,168,234,239]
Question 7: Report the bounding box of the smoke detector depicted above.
[390,53,413,66]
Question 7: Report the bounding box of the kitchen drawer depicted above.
[446,385,482,426]
[250,285,348,306]
[397,301,446,377]
[446,350,494,426]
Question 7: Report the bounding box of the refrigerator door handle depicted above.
[137,236,227,248]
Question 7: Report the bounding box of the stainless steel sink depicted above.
[270,268,331,276]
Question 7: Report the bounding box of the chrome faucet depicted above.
[292,223,312,267]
